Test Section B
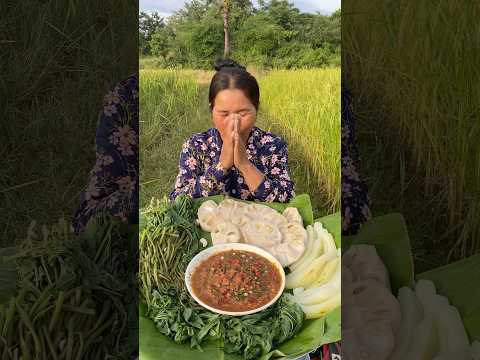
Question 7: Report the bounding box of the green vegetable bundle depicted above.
[140,195,201,307]
[0,216,138,359]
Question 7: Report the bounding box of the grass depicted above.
[0,0,137,246]
[258,69,340,215]
[140,68,340,218]
[343,0,480,271]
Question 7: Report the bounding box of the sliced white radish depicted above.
[289,225,320,272]
[389,286,422,360]
[404,313,438,360]
[299,292,340,319]
[285,250,337,289]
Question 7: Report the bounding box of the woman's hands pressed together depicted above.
[218,113,264,193]
[232,115,250,170]
[218,115,235,170]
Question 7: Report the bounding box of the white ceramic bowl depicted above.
[185,243,286,316]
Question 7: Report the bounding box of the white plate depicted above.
[185,243,286,316]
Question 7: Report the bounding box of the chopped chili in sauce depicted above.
[191,250,282,312]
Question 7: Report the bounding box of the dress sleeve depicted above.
[252,138,295,203]
[72,77,138,233]
[169,138,228,200]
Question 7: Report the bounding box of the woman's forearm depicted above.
[238,161,265,193]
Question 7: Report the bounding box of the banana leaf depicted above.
[342,213,414,294]
[417,254,480,341]
[139,195,340,360]
[0,247,16,306]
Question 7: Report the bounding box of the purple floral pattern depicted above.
[341,84,371,235]
[169,127,295,203]
[72,74,139,233]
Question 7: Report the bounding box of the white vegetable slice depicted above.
[197,200,219,232]
[282,207,303,226]
[295,263,340,303]
[289,227,324,274]
[289,225,318,271]
[415,279,470,357]
[342,244,391,288]
[415,280,450,356]
[315,222,336,253]
[285,249,337,289]
[299,292,340,319]
[306,256,340,289]
[241,220,282,248]
[292,287,305,296]
[389,287,423,360]
[404,313,438,360]
[293,280,339,306]
[211,222,242,245]
[444,305,470,356]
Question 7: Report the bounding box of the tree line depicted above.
[140,0,340,69]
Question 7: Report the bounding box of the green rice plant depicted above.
[257,69,341,215]
[343,0,480,264]
[140,70,209,206]
[0,0,137,245]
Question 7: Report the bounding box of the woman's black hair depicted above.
[209,58,260,111]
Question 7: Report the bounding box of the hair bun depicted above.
[214,58,246,72]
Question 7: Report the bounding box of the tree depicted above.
[139,11,165,55]
[139,0,340,69]
[223,0,230,57]
[150,27,170,59]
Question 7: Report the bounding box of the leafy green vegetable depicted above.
[145,289,304,360]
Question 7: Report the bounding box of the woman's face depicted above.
[211,88,257,139]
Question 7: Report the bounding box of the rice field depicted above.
[140,68,340,218]
[343,0,480,268]
[0,0,137,246]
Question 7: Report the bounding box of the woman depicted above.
[72,74,139,234]
[169,59,295,203]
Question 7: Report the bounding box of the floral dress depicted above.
[340,84,372,236]
[72,74,139,234]
[169,127,296,203]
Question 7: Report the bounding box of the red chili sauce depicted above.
[191,250,282,312]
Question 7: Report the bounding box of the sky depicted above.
[140,0,341,17]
